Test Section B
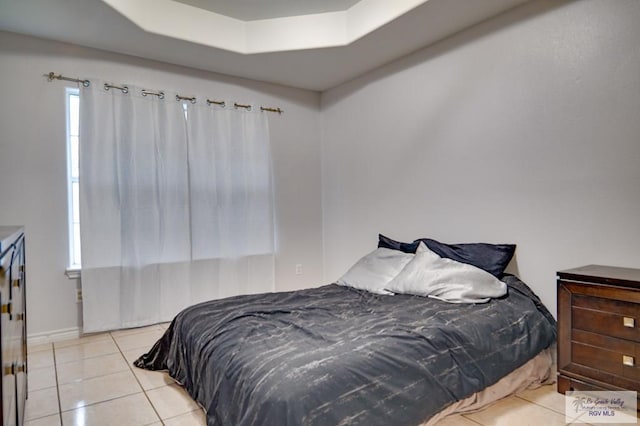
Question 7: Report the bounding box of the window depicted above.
[64,93,270,272]
[66,88,81,269]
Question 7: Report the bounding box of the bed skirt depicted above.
[423,346,556,425]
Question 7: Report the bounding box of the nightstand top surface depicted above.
[558,264,640,288]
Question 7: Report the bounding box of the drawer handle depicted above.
[2,363,25,376]
[623,355,635,367]
[15,313,24,321]
[623,317,635,328]
[12,278,20,288]
[1,302,12,315]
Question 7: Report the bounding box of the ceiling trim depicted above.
[102,0,428,54]
[172,0,363,21]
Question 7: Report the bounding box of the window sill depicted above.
[65,268,81,280]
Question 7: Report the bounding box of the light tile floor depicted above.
[25,326,622,425]
[26,324,203,426]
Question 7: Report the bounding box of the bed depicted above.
[135,236,556,425]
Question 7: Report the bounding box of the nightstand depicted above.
[557,265,640,406]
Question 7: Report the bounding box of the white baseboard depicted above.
[27,327,82,346]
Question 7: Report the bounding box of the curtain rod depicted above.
[45,72,284,114]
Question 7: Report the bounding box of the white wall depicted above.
[320,0,640,317]
[0,31,324,339]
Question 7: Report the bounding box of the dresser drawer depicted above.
[572,295,640,343]
[572,329,640,384]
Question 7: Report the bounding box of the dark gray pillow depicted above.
[378,234,515,278]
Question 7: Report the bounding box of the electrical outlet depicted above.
[295,264,303,275]
[76,288,82,303]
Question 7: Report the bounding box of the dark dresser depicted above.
[0,227,27,426]
[557,265,640,406]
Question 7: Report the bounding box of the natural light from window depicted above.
[67,88,81,268]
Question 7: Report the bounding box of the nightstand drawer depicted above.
[572,329,640,383]
[572,300,640,343]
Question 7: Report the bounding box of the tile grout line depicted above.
[513,393,566,417]
[55,332,142,419]
[55,333,123,387]
[52,342,64,426]
[112,330,166,425]
[115,325,205,425]
[23,345,58,424]
[514,392,598,426]
[37,327,192,426]
[55,350,123,368]
[457,390,565,426]
[459,413,485,425]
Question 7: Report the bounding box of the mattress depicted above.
[135,275,556,425]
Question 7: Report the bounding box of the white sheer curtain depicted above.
[79,81,275,332]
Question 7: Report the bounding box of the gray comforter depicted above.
[135,275,556,425]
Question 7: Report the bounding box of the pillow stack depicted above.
[336,234,515,303]
[377,234,515,278]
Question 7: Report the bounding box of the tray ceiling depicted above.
[0,0,530,91]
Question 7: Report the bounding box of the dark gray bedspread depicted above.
[135,275,556,425]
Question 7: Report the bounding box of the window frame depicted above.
[66,87,81,274]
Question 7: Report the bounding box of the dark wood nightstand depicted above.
[557,265,640,406]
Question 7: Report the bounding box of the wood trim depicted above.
[557,281,572,369]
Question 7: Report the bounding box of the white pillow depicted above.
[336,247,414,295]
[385,242,507,303]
